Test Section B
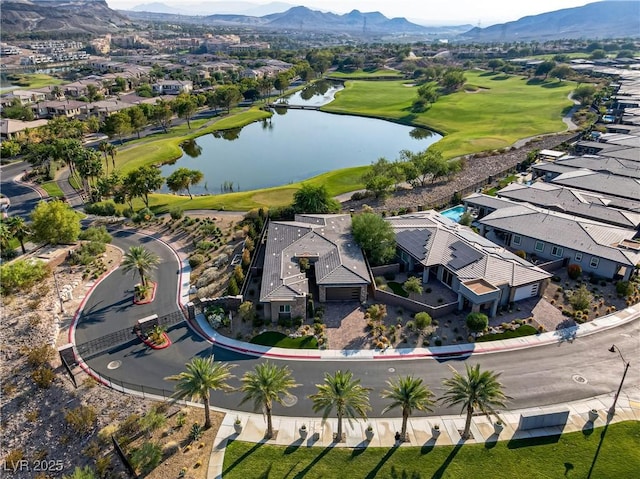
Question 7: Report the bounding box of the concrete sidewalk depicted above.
[208,387,640,478]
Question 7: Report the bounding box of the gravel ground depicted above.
[0,245,156,478]
[342,132,577,213]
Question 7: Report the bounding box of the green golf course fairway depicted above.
[222,421,640,479]
[111,71,575,212]
[323,70,575,158]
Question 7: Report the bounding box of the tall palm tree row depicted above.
[167,361,507,441]
[121,245,160,288]
[381,375,435,440]
[309,370,371,442]
[165,356,234,429]
[240,362,300,439]
[441,363,509,439]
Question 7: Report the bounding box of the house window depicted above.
[575,252,582,262]
[534,241,545,253]
[590,257,599,269]
[442,268,454,288]
[551,246,563,257]
[512,235,521,246]
[279,305,290,313]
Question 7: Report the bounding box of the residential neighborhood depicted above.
[0,2,639,477]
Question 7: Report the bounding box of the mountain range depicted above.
[130,1,296,17]
[462,1,640,41]
[1,0,638,40]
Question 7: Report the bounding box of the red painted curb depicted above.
[135,330,172,350]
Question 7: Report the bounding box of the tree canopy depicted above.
[351,213,396,266]
[292,183,340,214]
[31,200,81,245]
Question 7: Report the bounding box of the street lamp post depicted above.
[608,344,630,416]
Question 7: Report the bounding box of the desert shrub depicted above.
[615,281,633,297]
[65,405,98,435]
[116,414,142,444]
[414,312,432,329]
[189,423,204,442]
[226,276,239,295]
[238,301,256,322]
[567,264,582,280]
[132,208,154,223]
[188,254,205,269]
[27,345,55,367]
[78,226,112,243]
[169,207,183,220]
[4,449,24,470]
[129,442,162,476]
[32,367,56,388]
[196,240,216,252]
[140,408,167,437]
[466,312,489,333]
[84,202,117,216]
[71,241,107,265]
[434,338,442,346]
[514,250,526,259]
[0,259,49,294]
[570,284,592,312]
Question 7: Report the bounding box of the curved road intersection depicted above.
[74,229,639,419]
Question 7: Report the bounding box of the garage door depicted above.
[513,283,539,302]
[326,287,361,301]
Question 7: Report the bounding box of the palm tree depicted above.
[441,364,509,440]
[165,356,234,429]
[98,141,109,175]
[107,143,117,171]
[6,216,30,254]
[309,370,371,442]
[381,375,435,441]
[122,245,159,288]
[240,362,299,438]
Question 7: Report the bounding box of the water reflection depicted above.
[409,128,436,140]
[181,139,202,158]
[279,80,343,107]
[212,128,241,141]
[160,109,442,195]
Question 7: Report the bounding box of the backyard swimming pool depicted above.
[440,205,466,223]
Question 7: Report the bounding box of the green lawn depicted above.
[250,331,318,349]
[2,73,65,89]
[476,324,539,342]
[323,70,575,158]
[144,165,368,213]
[328,69,405,79]
[40,181,64,198]
[222,421,640,479]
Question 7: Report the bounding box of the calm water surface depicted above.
[160,90,441,194]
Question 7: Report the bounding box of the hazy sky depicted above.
[108,0,595,26]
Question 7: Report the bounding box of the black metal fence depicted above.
[97,374,176,401]
[75,310,186,359]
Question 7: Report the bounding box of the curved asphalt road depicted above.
[0,161,43,218]
[77,231,640,419]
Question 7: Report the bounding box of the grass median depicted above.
[222,421,640,479]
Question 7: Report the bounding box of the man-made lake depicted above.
[159,109,441,195]
[275,80,344,107]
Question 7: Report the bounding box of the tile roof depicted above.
[479,205,640,266]
[484,185,640,228]
[259,214,370,302]
[387,211,550,288]
[548,169,640,202]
